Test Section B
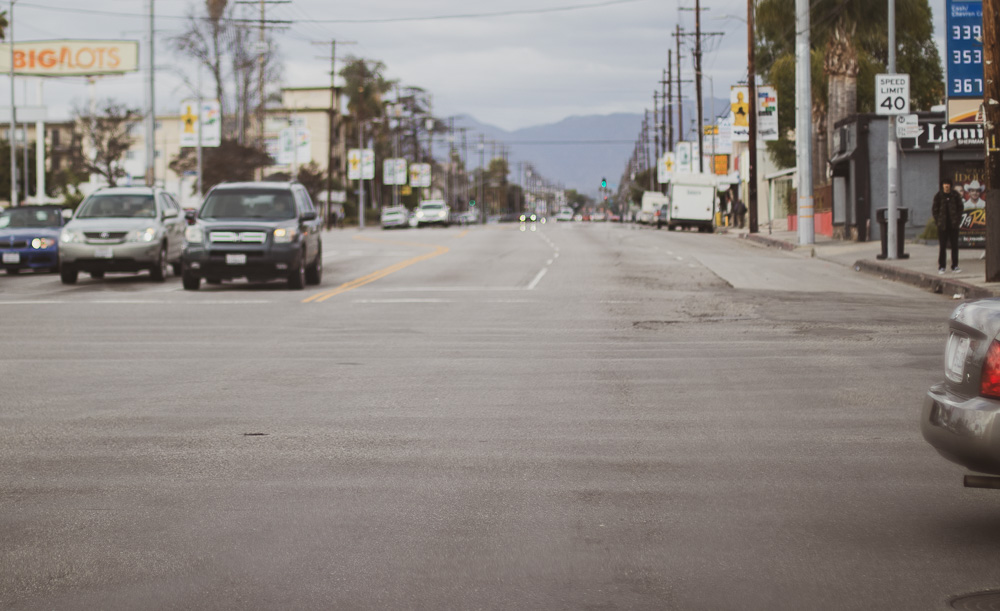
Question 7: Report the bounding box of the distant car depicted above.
[519,212,538,223]
[655,204,669,229]
[380,205,410,229]
[59,187,185,284]
[180,182,323,290]
[573,214,583,222]
[556,209,574,222]
[609,213,622,222]
[592,212,606,222]
[923,298,1000,477]
[414,200,450,227]
[455,210,479,225]
[0,205,65,274]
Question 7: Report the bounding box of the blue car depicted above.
[0,205,65,274]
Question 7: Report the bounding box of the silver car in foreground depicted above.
[59,187,185,284]
[923,298,1000,486]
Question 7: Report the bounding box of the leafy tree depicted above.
[75,100,140,187]
[169,139,272,194]
[756,0,943,177]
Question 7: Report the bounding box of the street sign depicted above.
[657,152,675,183]
[875,74,910,115]
[757,85,779,141]
[895,114,921,138]
[383,159,407,185]
[361,149,375,179]
[347,149,362,180]
[676,142,693,173]
[180,99,221,148]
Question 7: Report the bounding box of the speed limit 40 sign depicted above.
[876,74,910,115]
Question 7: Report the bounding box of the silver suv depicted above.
[59,186,185,284]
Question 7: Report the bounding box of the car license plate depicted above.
[226,253,247,265]
[945,333,971,382]
[94,247,113,259]
[2,252,19,264]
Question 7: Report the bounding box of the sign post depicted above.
[876,73,910,259]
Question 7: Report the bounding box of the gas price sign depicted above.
[947,0,983,98]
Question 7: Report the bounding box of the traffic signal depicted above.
[469,199,476,207]
[601,177,607,189]
[603,195,608,201]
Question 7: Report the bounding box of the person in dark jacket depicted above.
[932,178,964,273]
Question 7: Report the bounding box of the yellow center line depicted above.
[456,229,470,239]
[303,235,450,303]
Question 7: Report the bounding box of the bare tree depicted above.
[170,1,231,135]
[74,100,141,187]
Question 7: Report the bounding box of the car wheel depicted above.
[6,268,18,275]
[90,271,105,279]
[306,244,322,285]
[288,251,306,290]
[60,266,78,284]
[150,244,168,282]
[182,271,201,290]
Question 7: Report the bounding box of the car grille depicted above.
[2,238,27,248]
[84,231,127,244]
[209,231,267,244]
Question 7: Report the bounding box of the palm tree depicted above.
[756,0,942,179]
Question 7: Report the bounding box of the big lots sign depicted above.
[0,40,139,76]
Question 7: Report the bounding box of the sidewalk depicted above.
[732,228,1000,299]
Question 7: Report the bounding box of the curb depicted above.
[740,233,797,251]
[853,259,1000,299]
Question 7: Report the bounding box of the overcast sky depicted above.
[7,0,949,131]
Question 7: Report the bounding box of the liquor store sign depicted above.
[0,40,140,76]
[900,119,983,150]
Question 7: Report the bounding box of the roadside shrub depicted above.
[919,218,938,241]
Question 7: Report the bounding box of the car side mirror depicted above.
[184,209,197,225]
[300,211,317,222]
[163,209,178,219]
[61,208,73,220]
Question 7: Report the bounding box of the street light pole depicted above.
[8,0,16,207]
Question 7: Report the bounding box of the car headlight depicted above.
[519,214,526,222]
[60,229,82,243]
[127,227,157,242]
[184,225,204,244]
[30,237,56,249]
[273,227,297,243]
[416,210,424,218]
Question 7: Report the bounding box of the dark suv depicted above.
[181,182,323,290]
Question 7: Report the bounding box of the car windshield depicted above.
[0,207,62,228]
[200,190,297,220]
[421,204,444,210]
[77,195,157,219]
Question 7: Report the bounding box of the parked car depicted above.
[59,187,185,284]
[380,205,410,229]
[923,298,1000,478]
[0,205,65,274]
[556,208,574,222]
[180,182,323,290]
[592,212,607,222]
[414,200,450,227]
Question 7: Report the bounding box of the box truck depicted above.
[665,173,716,232]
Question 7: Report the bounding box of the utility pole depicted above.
[985,0,1000,279]
[660,67,669,153]
[145,0,155,187]
[886,0,899,258]
[653,92,661,161]
[8,0,15,207]
[313,39,355,225]
[448,116,454,209]
[748,0,759,233]
[695,0,704,172]
[795,0,814,244]
[676,25,684,142]
[478,135,485,224]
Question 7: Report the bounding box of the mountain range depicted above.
[452,97,728,196]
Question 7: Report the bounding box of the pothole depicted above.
[951,590,1000,610]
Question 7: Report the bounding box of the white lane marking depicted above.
[546,259,554,265]
[527,268,548,290]
[554,253,560,259]
[676,256,684,261]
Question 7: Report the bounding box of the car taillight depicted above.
[981,341,1000,399]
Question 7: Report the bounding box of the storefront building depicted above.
[829,111,984,244]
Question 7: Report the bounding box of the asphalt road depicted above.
[0,221,989,610]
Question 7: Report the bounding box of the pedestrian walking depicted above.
[932,178,964,274]
[733,196,747,229]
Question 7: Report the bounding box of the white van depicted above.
[665,173,716,232]
[639,191,669,224]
